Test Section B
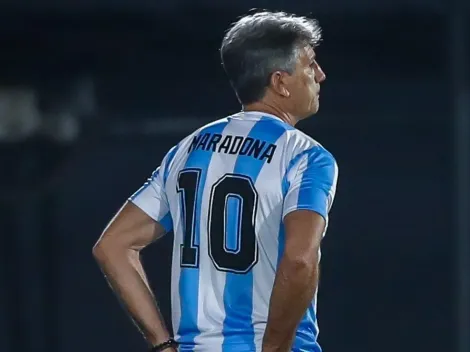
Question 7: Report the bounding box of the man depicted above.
[93,10,338,352]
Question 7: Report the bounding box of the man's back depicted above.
[132,111,338,351]
[93,11,338,352]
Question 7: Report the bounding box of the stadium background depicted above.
[0,1,469,351]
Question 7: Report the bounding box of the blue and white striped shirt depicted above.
[130,111,339,352]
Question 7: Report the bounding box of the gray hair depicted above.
[220,10,322,105]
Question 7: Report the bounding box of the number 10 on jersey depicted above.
[177,168,259,274]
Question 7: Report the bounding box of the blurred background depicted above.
[0,0,469,352]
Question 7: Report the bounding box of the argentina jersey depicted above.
[129,111,339,352]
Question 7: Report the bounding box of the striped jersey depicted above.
[129,111,339,352]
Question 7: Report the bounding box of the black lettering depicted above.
[260,144,277,163]
[196,133,210,151]
[239,138,254,155]
[207,134,222,152]
[229,136,244,155]
[189,135,202,153]
[218,135,232,154]
[248,140,266,159]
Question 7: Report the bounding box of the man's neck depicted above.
[243,102,298,126]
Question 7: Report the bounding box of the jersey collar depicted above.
[237,110,286,123]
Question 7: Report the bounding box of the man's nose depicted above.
[316,66,326,83]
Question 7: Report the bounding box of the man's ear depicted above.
[269,71,291,98]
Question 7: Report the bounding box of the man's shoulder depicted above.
[284,128,334,160]
[195,117,230,134]
[162,117,230,166]
[176,118,229,147]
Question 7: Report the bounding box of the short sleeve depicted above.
[128,147,178,234]
[283,147,338,221]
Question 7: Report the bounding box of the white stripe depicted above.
[193,119,257,350]
[281,152,309,219]
[251,132,289,350]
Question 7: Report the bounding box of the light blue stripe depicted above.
[296,147,335,220]
[294,304,318,340]
[225,196,242,252]
[159,212,173,233]
[177,120,229,349]
[222,117,288,350]
[292,302,321,351]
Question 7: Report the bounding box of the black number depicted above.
[208,174,258,273]
[177,169,200,268]
[178,171,258,273]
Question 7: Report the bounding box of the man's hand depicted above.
[93,201,171,347]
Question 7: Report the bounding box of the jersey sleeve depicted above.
[283,146,338,221]
[128,147,177,234]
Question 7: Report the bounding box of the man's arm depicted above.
[262,146,339,351]
[93,201,174,349]
[262,210,325,351]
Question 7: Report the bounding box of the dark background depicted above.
[0,1,469,352]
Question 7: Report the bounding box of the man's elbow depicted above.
[288,256,317,273]
[92,238,108,262]
[283,247,320,272]
[92,233,119,261]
